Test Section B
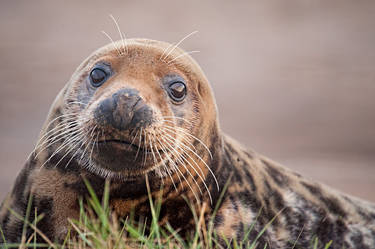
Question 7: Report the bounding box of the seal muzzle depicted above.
[94,88,153,131]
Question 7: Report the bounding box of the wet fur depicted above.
[1,39,375,248]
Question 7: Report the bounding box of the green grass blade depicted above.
[0,224,8,249]
[248,208,285,249]
[324,240,332,249]
[21,194,34,246]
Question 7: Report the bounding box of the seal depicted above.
[1,38,375,248]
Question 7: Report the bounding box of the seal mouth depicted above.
[97,139,161,154]
[91,138,166,173]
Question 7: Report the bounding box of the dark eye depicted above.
[168,82,187,102]
[90,68,108,87]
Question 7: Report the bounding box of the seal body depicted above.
[1,39,375,248]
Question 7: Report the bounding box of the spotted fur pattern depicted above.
[1,39,375,248]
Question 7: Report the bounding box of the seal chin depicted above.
[92,139,160,173]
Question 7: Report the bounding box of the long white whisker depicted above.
[160,134,204,197]
[158,138,200,202]
[142,130,148,167]
[40,130,84,169]
[62,133,90,169]
[80,125,97,161]
[101,30,122,56]
[66,101,88,107]
[160,127,205,177]
[79,133,92,166]
[32,114,81,149]
[34,126,84,159]
[148,132,158,170]
[160,132,213,204]
[159,43,175,61]
[157,137,183,190]
[163,125,213,159]
[122,33,129,54]
[161,31,198,61]
[162,116,193,125]
[109,14,126,55]
[134,127,143,161]
[154,136,178,192]
[41,113,80,131]
[162,126,219,191]
[161,131,205,177]
[167,51,200,64]
[88,130,98,166]
[54,133,86,169]
[35,121,82,151]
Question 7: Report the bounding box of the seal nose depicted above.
[94,88,153,130]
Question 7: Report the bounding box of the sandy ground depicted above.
[0,0,374,202]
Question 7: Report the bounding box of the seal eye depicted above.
[90,68,108,87]
[168,82,186,102]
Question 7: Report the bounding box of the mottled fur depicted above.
[1,39,375,248]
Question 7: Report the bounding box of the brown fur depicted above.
[1,39,375,248]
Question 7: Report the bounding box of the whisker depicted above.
[161,31,198,62]
[43,112,80,127]
[167,51,200,64]
[88,130,98,167]
[36,118,85,144]
[35,113,81,145]
[160,132,213,204]
[122,33,129,54]
[34,126,84,159]
[54,132,86,169]
[142,129,148,167]
[62,133,90,169]
[157,137,183,190]
[154,136,178,192]
[160,131,205,178]
[148,132,158,170]
[80,125,97,161]
[66,101,88,107]
[134,127,143,161]
[159,43,175,61]
[35,120,82,150]
[30,123,68,159]
[40,130,84,169]
[161,126,219,191]
[109,14,127,55]
[129,129,140,149]
[157,138,200,202]
[101,30,122,56]
[159,134,204,197]
[93,132,100,162]
[162,116,193,125]
[163,128,205,179]
[163,125,213,159]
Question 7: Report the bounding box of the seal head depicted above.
[40,39,219,180]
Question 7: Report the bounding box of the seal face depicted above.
[54,39,218,184]
[1,38,375,249]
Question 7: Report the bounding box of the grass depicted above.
[0,179,333,249]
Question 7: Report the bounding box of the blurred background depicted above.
[0,0,374,202]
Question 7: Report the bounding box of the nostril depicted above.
[130,105,153,128]
[94,97,115,126]
[100,98,115,113]
[132,97,142,110]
